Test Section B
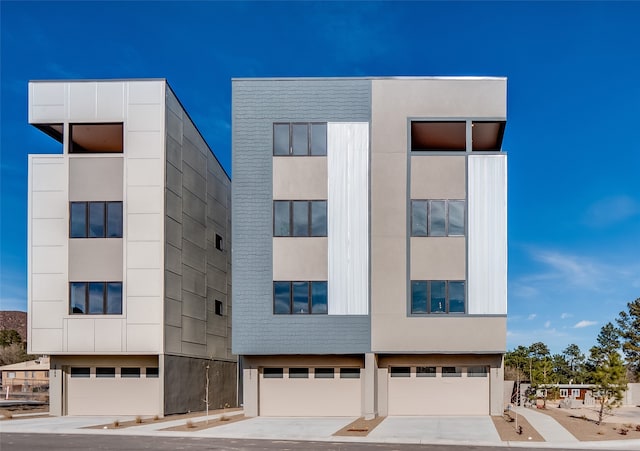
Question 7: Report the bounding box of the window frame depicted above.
[214,300,223,316]
[272,281,328,315]
[69,281,123,315]
[69,201,123,238]
[273,122,327,156]
[411,199,466,237]
[273,200,327,237]
[120,367,141,378]
[263,368,284,379]
[410,280,466,315]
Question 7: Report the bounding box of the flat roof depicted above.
[232,76,507,81]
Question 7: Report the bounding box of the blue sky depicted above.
[1,1,639,355]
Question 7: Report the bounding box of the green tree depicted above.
[0,343,29,366]
[586,322,627,425]
[0,329,22,347]
[504,345,530,381]
[552,353,571,384]
[563,343,586,383]
[616,297,640,381]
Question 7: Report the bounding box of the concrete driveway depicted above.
[367,416,501,444]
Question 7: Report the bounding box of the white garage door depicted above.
[388,366,489,415]
[259,367,361,416]
[67,366,160,415]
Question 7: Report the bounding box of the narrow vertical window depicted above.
[291,123,308,155]
[429,201,446,236]
[430,281,446,313]
[273,282,291,314]
[106,202,123,238]
[215,233,224,251]
[292,201,309,236]
[273,124,290,155]
[411,281,427,313]
[310,123,327,156]
[448,201,465,236]
[273,201,291,236]
[106,282,122,314]
[449,281,465,313]
[310,201,327,236]
[70,202,87,238]
[88,282,105,314]
[70,282,87,313]
[88,202,105,238]
[310,281,328,314]
[292,281,309,314]
[215,300,223,316]
[411,200,428,236]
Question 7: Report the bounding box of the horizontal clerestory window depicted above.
[273,281,328,314]
[411,200,465,236]
[70,282,122,315]
[411,280,465,314]
[273,200,327,237]
[70,123,123,153]
[273,122,327,156]
[70,201,122,238]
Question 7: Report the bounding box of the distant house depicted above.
[538,384,593,401]
[0,357,49,394]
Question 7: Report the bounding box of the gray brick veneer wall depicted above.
[232,79,372,355]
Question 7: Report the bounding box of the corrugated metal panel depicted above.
[467,155,507,314]
[327,123,369,315]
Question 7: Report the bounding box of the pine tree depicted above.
[616,297,640,381]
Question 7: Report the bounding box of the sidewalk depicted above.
[3,410,640,449]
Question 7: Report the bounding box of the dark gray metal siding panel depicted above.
[232,79,371,355]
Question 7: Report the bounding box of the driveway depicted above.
[367,416,501,444]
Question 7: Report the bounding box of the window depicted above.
[411,121,466,151]
[70,367,90,378]
[273,122,327,156]
[96,367,116,378]
[416,366,436,377]
[70,123,123,153]
[263,368,283,379]
[467,366,488,377]
[214,300,223,316]
[390,367,411,378]
[411,280,465,314]
[572,388,581,398]
[560,388,568,397]
[340,368,361,379]
[289,368,309,379]
[442,367,462,377]
[273,281,328,314]
[70,201,122,238]
[472,121,505,151]
[273,201,327,237]
[70,282,122,315]
[7,372,16,379]
[215,234,223,251]
[411,200,465,236]
[314,368,334,379]
[146,367,159,378]
[121,367,140,378]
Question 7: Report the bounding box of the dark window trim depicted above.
[411,199,465,237]
[273,200,327,237]
[70,201,123,238]
[69,281,123,315]
[273,281,328,315]
[410,280,466,315]
[273,122,327,156]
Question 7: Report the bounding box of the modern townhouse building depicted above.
[27,79,235,416]
[232,77,507,417]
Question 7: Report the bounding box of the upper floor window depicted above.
[273,122,327,156]
[70,201,122,238]
[274,200,327,237]
[70,282,122,315]
[472,121,505,151]
[411,280,465,314]
[411,121,466,151]
[70,123,123,153]
[273,281,328,314]
[411,200,464,236]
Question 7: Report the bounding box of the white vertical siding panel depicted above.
[327,123,369,315]
[468,155,507,314]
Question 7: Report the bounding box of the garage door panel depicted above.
[260,369,361,416]
[388,368,488,415]
[67,375,160,415]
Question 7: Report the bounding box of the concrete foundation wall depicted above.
[163,354,237,415]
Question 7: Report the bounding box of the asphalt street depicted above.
[0,433,579,451]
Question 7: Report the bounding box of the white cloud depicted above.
[584,195,640,227]
[560,313,573,319]
[528,314,537,320]
[544,321,551,328]
[574,320,598,329]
